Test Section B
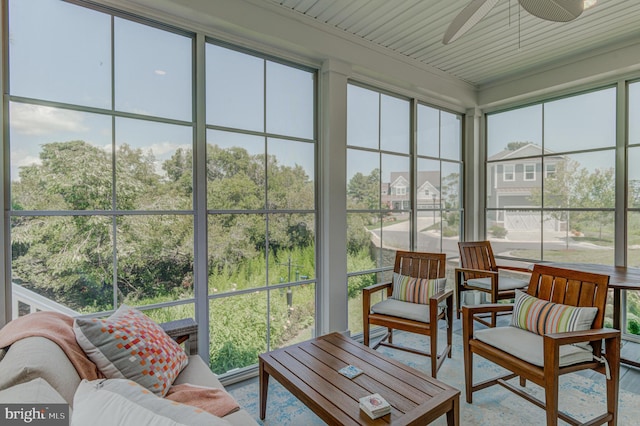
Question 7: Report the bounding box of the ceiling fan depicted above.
[442,0,592,44]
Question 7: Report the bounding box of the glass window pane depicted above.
[267,139,314,210]
[11,215,114,315]
[347,85,379,149]
[117,215,194,306]
[268,213,315,285]
[417,158,440,209]
[441,161,461,210]
[114,18,192,121]
[210,292,267,374]
[487,211,542,260]
[10,103,113,211]
[208,213,266,292]
[417,211,442,253]
[542,211,614,265]
[441,111,461,161]
[348,272,379,334]
[628,212,640,267]
[382,154,410,211]
[380,94,409,154]
[266,62,314,139]
[544,151,615,209]
[9,0,111,108]
[417,104,439,157]
[630,82,640,146]
[487,105,542,158]
[544,88,616,152]
[269,284,315,349]
[206,44,264,132]
[207,130,265,210]
[115,118,193,210]
[487,159,542,210]
[347,213,379,271]
[629,147,640,209]
[347,149,380,209]
[143,304,195,327]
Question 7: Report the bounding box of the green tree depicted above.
[347,169,380,209]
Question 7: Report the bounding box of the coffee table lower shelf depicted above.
[259,332,459,425]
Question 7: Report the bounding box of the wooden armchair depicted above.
[462,264,620,426]
[362,251,453,377]
[456,240,530,326]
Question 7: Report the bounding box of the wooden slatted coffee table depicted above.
[259,332,459,425]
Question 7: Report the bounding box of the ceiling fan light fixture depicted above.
[518,0,584,22]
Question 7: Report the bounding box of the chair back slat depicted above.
[395,251,446,280]
[527,264,609,329]
[458,241,497,279]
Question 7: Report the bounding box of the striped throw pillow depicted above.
[511,290,598,335]
[391,273,447,304]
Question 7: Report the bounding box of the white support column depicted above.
[318,59,350,335]
[464,107,483,241]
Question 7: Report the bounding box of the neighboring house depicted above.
[486,143,564,231]
[383,171,440,210]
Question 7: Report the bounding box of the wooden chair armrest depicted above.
[430,289,454,304]
[544,327,621,346]
[362,281,393,296]
[462,303,514,315]
[161,318,198,356]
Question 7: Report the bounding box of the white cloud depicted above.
[10,103,88,136]
[154,70,167,76]
[147,141,192,158]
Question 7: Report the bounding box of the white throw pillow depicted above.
[71,379,232,426]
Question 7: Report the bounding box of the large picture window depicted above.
[346,84,462,335]
[6,0,317,378]
[486,87,616,265]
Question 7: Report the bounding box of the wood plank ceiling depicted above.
[259,0,640,88]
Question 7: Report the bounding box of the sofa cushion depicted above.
[71,379,231,426]
[173,355,225,389]
[0,336,81,405]
[74,304,188,397]
[511,290,598,335]
[0,378,67,404]
[391,273,446,304]
[474,326,593,367]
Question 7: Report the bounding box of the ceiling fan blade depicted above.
[518,0,584,22]
[443,0,500,45]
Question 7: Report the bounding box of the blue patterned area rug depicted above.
[227,331,640,425]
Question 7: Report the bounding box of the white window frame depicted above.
[524,163,536,181]
[503,164,515,181]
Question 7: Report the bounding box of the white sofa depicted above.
[0,319,257,426]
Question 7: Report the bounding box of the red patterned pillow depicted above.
[73,305,188,397]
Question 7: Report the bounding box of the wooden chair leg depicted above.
[430,327,438,378]
[605,336,620,425]
[388,328,393,344]
[544,375,559,426]
[462,309,473,403]
[447,297,453,358]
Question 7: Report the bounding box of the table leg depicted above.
[259,359,269,420]
[447,394,459,426]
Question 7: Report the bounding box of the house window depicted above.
[503,164,515,181]
[524,164,536,181]
[396,186,407,195]
[545,163,557,179]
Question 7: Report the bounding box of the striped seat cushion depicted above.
[391,273,447,304]
[511,290,598,335]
